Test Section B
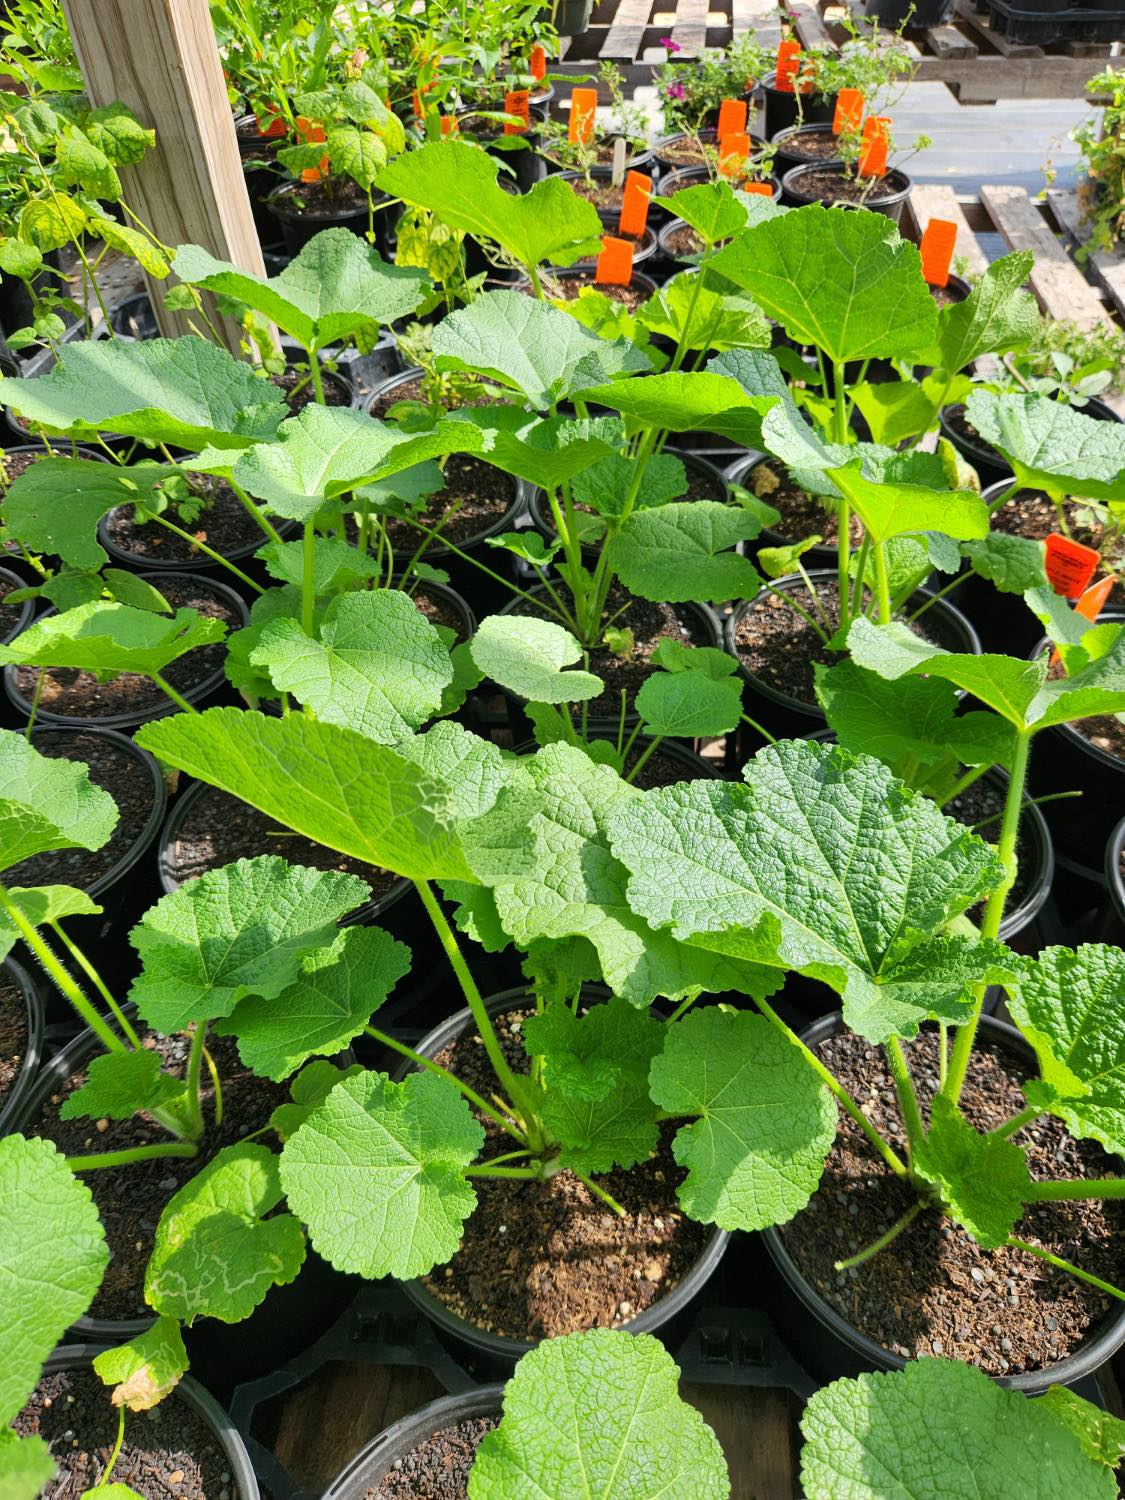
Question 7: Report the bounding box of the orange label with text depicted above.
[717,98,748,141]
[719,132,751,176]
[833,88,864,135]
[775,39,800,92]
[858,116,890,178]
[1045,533,1100,599]
[596,235,634,286]
[569,87,598,144]
[257,115,286,138]
[618,171,652,238]
[504,89,530,134]
[741,180,774,196]
[920,218,957,288]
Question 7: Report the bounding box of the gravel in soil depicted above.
[777,127,842,163]
[14,575,241,720]
[734,579,956,706]
[15,1366,239,1500]
[0,448,52,487]
[420,1006,710,1341]
[104,475,270,563]
[30,1029,287,1320]
[0,973,28,1112]
[412,583,471,643]
[779,1029,1125,1374]
[508,585,714,719]
[747,461,862,549]
[4,731,156,891]
[656,134,720,168]
[792,168,903,205]
[367,374,497,421]
[946,777,1035,921]
[662,222,711,258]
[568,177,625,211]
[371,1416,498,1500]
[164,784,403,907]
[378,454,517,552]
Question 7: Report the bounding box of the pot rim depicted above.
[1106,813,1125,923]
[760,1010,1125,1393]
[724,451,841,568]
[0,955,44,1139]
[781,160,912,208]
[396,985,730,1363]
[1028,612,1125,776]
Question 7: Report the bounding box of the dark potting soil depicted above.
[164,784,403,907]
[379,455,517,552]
[277,174,368,216]
[31,1030,287,1319]
[1,448,51,487]
[104,475,268,563]
[568,177,625,211]
[536,275,650,313]
[0,974,28,1112]
[747,461,862,549]
[793,169,901,205]
[420,1007,709,1341]
[272,366,352,415]
[14,575,240,720]
[370,1416,498,1500]
[549,139,641,169]
[779,127,841,163]
[944,403,990,458]
[14,1367,239,1500]
[412,584,471,643]
[946,777,1034,919]
[367,374,495,422]
[930,283,967,309]
[656,137,716,168]
[989,488,1123,610]
[779,1029,1125,1375]
[624,743,711,788]
[4,731,155,891]
[1046,653,1125,761]
[0,573,24,639]
[662,223,707,258]
[508,585,714,719]
[734,579,954,706]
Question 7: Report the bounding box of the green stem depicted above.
[886,1038,925,1155]
[402,518,576,630]
[873,541,892,626]
[939,763,990,809]
[301,521,316,635]
[755,992,909,1179]
[68,1141,198,1172]
[763,582,829,644]
[1027,1177,1125,1201]
[1006,1236,1125,1301]
[850,533,870,618]
[185,1022,207,1142]
[832,360,852,631]
[308,354,327,405]
[624,735,662,783]
[905,573,964,625]
[24,668,44,742]
[0,883,127,1055]
[364,1024,527,1144]
[47,922,141,1049]
[990,1103,1042,1140]
[101,1407,126,1487]
[202,1044,223,1127]
[464,1163,541,1179]
[572,1168,626,1216]
[834,1201,923,1270]
[147,513,263,593]
[149,672,197,715]
[943,730,1032,1106]
[741,713,778,746]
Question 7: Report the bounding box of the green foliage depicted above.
[605,501,763,603]
[60,1049,187,1124]
[1,457,177,570]
[0,728,117,871]
[0,601,227,681]
[468,616,602,704]
[912,1095,1031,1248]
[965,390,1125,502]
[269,1059,367,1141]
[92,1315,188,1411]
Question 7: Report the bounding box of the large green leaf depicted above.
[136,708,476,881]
[468,616,602,704]
[59,1049,186,1124]
[934,251,1038,375]
[0,1135,108,1424]
[0,601,227,680]
[635,667,742,738]
[607,739,1006,1043]
[825,461,989,544]
[0,337,285,449]
[430,290,647,410]
[145,1142,305,1324]
[0,1427,55,1500]
[573,371,779,450]
[92,1315,188,1411]
[443,408,617,492]
[128,854,372,1032]
[1004,945,1125,1155]
[637,275,770,355]
[250,589,453,741]
[377,139,604,270]
[1039,1388,1125,1471]
[801,1358,1116,1500]
[709,203,937,363]
[218,925,411,1081]
[1,457,176,569]
[468,1329,730,1500]
[656,180,748,244]
[913,1095,1032,1248]
[605,501,763,603]
[0,729,117,872]
[965,390,1125,502]
[649,1008,835,1230]
[280,1069,484,1279]
[173,230,428,353]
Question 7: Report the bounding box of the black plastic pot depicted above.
[96,494,283,576]
[455,106,548,194]
[0,957,44,1138]
[770,122,844,177]
[3,571,249,730]
[653,129,750,179]
[725,569,982,738]
[323,1387,504,1499]
[761,71,836,139]
[396,987,731,1375]
[655,209,776,271]
[760,1011,1125,1392]
[953,478,1055,655]
[544,140,654,178]
[269,181,394,261]
[553,0,594,33]
[939,405,1012,489]
[1027,613,1125,886]
[725,452,842,573]
[0,249,62,345]
[931,272,973,306]
[551,224,659,273]
[0,564,35,646]
[781,162,913,225]
[530,266,660,307]
[42,1344,259,1499]
[866,0,955,21]
[649,166,709,224]
[235,113,286,248]
[1102,813,1125,943]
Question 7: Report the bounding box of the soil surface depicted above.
[14,575,241,721]
[275,174,368,217]
[272,365,352,415]
[746,461,862,550]
[412,584,472,643]
[567,177,625,211]
[1,448,50,487]
[779,1029,1125,1374]
[533,274,650,313]
[734,579,958,706]
[776,127,842,163]
[946,776,1035,921]
[0,972,28,1112]
[508,585,714,719]
[419,1005,710,1341]
[15,1367,240,1500]
[548,138,643,168]
[164,784,403,908]
[371,1416,498,1500]
[104,475,271,564]
[367,374,495,421]
[791,168,903,205]
[943,403,993,461]
[5,731,157,892]
[30,1030,287,1320]
[662,222,708,259]
[656,133,720,168]
[930,282,967,309]
[0,572,25,640]
[378,454,517,553]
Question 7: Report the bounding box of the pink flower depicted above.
[665,82,687,99]
[661,36,682,52]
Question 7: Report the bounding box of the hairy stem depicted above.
[184,1021,208,1142]
[834,1201,924,1270]
[989,1103,1042,1140]
[1027,1177,1125,1201]
[886,1038,925,1156]
[48,921,141,1049]
[68,1141,198,1172]
[301,521,316,635]
[1007,1236,1125,1301]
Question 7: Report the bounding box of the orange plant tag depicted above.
[440,115,458,136]
[504,89,530,134]
[741,179,774,196]
[531,44,547,80]
[719,132,751,176]
[1045,533,1100,599]
[775,40,801,93]
[833,88,864,135]
[596,235,634,286]
[920,218,958,288]
[569,87,598,144]
[257,114,286,138]
[858,116,890,178]
[717,98,748,141]
[1077,571,1116,621]
[618,171,652,238]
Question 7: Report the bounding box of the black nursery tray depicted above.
[984,0,1125,42]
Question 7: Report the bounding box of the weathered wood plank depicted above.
[732,0,783,46]
[1047,188,1125,325]
[671,0,711,56]
[907,183,989,278]
[681,1384,801,1500]
[61,0,265,355]
[953,0,1043,57]
[980,182,1111,328]
[602,0,655,59]
[925,23,976,59]
[788,0,835,53]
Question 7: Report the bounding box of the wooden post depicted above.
[61,0,265,354]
